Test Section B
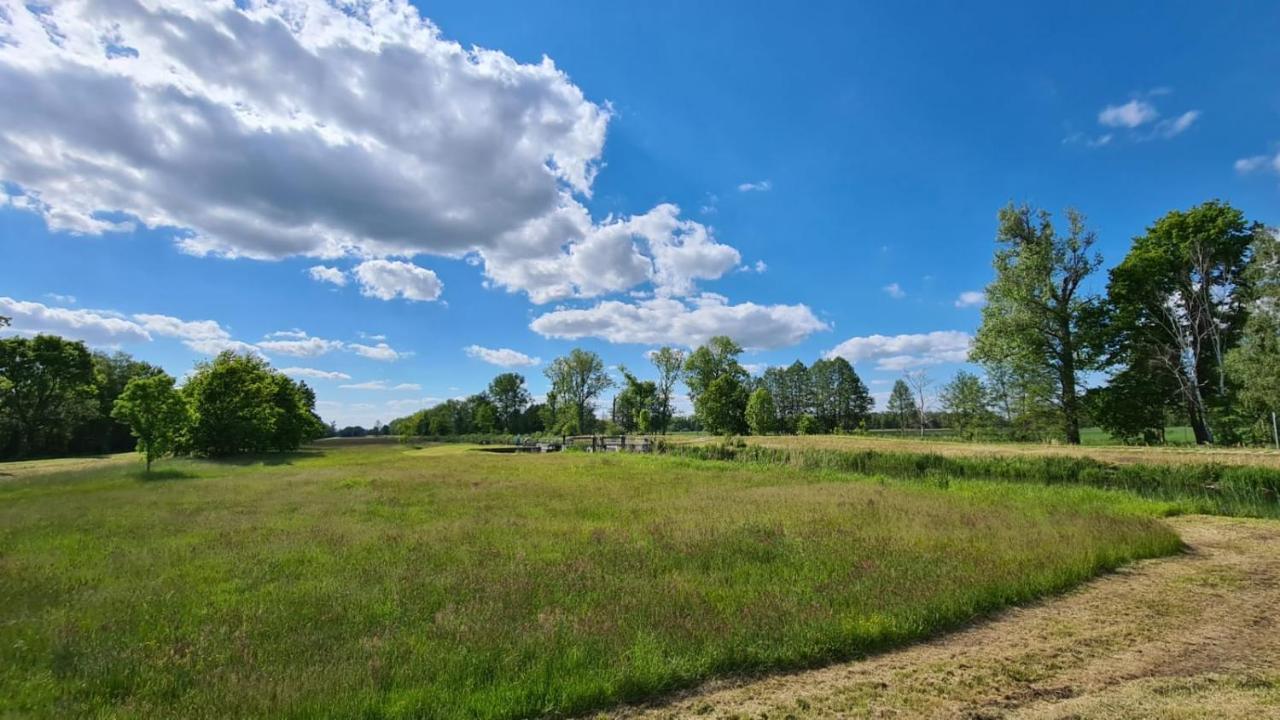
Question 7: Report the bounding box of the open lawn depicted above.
[0,444,1180,719]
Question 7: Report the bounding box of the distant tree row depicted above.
[972,200,1279,445]
[387,337,875,439]
[0,337,325,466]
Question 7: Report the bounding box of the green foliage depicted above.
[485,373,531,433]
[611,367,659,432]
[1107,201,1261,444]
[809,356,873,432]
[886,379,915,431]
[972,204,1105,444]
[1226,227,1280,443]
[648,346,686,434]
[0,444,1179,718]
[699,374,749,434]
[111,373,187,471]
[685,336,749,433]
[745,387,777,435]
[545,349,613,433]
[0,334,98,457]
[796,414,820,435]
[182,352,324,456]
[940,370,993,440]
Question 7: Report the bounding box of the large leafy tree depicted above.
[761,360,812,433]
[745,387,778,435]
[74,351,165,454]
[0,334,98,457]
[1107,201,1261,444]
[886,379,915,432]
[183,351,322,456]
[684,336,748,434]
[810,356,873,432]
[111,373,188,472]
[648,347,685,434]
[940,370,992,440]
[545,349,613,434]
[612,367,659,433]
[1226,226,1280,442]
[487,373,531,433]
[971,204,1104,444]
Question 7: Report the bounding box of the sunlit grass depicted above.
[1,444,1180,719]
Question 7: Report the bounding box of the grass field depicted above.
[726,432,1280,469]
[0,444,1181,719]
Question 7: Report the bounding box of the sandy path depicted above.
[612,516,1280,719]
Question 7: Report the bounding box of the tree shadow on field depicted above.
[211,450,327,467]
[131,468,202,482]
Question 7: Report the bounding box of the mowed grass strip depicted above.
[1,445,1179,719]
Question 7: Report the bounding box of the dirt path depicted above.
[613,516,1280,719]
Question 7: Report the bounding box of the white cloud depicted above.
[0,1,742,304]
[883,283,906,299]
[1,296,151,345]
[1235,150,1280,175]
[1098,99,1158,128]
[465,345,542,367]
[133,312,260,355]
[256,336,345,357]
[825,331,972,371]
[737,180,772,192]
[1152,110,1199,139]
[308,266,348,287]
[183,338,264,357]
[357,331,388,341]
[340,380,389,390]
[266,328,309,339]
[281,367,351,381]
[350,342,409,362]
[44,293,76,304]
[1090,95,1198,143]
[339,380,421,391]
[481,203,739,303]
[354,260,444,302]
[530,294,829,350]
[954,290,986,308]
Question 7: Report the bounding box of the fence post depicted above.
[1272,411,1278,451]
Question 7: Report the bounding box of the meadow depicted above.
[0,443,1181,719]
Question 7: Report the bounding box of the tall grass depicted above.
[0,445,1179,719]
[665,442,1280,518]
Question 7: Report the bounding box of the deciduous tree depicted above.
[545,349,613,434]
[1107,201,1260,444]
[745,387,777,435]
[111,373,187,472]
[972,204,1104,444]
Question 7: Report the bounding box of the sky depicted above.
[1,0,1278,427]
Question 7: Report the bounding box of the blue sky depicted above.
[2,0,1278,426]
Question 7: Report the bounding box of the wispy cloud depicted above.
[737,180,772,192]
[882,282,906,299]
[954,290,985,308]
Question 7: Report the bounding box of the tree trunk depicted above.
[1058,341,1082,445]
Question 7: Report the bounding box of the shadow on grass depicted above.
[208,450,327,467]
[131,468,203,482]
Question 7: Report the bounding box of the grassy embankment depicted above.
[674,435,1280,518]
[1,443,1179,719]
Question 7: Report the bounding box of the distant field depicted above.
[0,444,1178,719]
[728,432,1280,469]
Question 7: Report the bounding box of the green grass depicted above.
[1078,425,1197,446]
[1,444,1181,719]
[670,442,1280,518]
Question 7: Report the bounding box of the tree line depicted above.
[970,200,1278,445]
[0,336,325,467]
[389,337,876,439]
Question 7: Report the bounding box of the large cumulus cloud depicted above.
[0,0,743,303]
